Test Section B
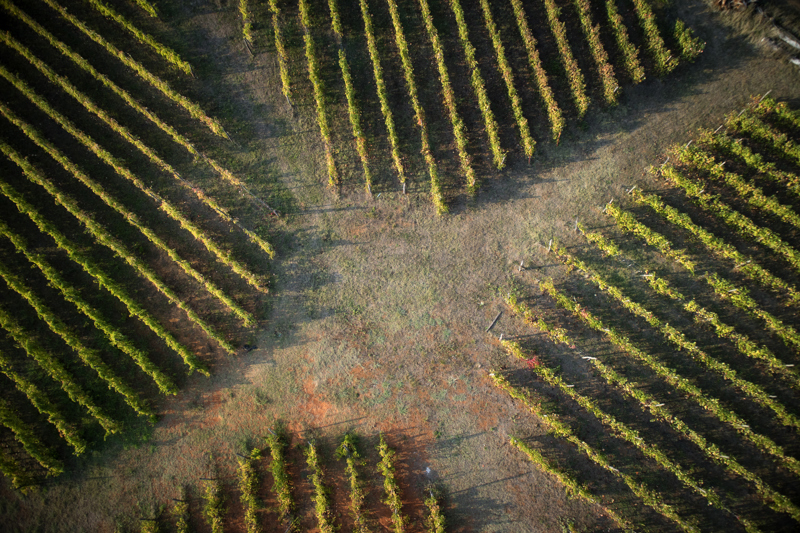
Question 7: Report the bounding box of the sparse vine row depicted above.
[479,0,535,163]
[1,142,225,364]
[418,0,477,192]
[385,0,446,213]
[239,0,254,44]
[238,449,262,533]
[299,0,338,187]
[266,427,296,530]
[448,0,504,169]
[490,372,698,532]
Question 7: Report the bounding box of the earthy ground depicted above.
[1,0,800,531]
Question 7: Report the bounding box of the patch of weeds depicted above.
[332,385,359,406]
[432,389,447,402]
[254,389,271,406]
[396,402,408,417]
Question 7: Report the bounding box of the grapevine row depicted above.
[0,257,155,419]
[0,397,63,475]
[540,280,800,518]
[173,488,190,533]
[0,70,267,295]
[418,0,478,192]
[202,479,226,533]
[500,339,755,530]
[378,433,407,533]
[541,0,589,117]
[0,88,256,325]
[2,10,275,257]
[0,304,120,434]
[674,20,704,61]
[609,201,800,350]
[552,244,800,430]
[30,0,229,138]
[630,0,676,75]
[1,142,224,365]
[266,427,296,529]
[448,0,504,169]
[84,0,193,75]
[509,437,629,531]
[299,0,338,187]
[603,0,645,83]
[675,143,800,230]
[328,0,373,193]
[0,446,34,491]
[336,433,369,533]
[237,449,261,533]
[269,0,292,104]
[505,292,800,520]
[0,175,199,384]
[509,0,563,141]
[133,0,158,17]
[572,0,619,104]
[579,225,800,388]
[754,95,800,131]
[385,0,447,213]
[479,0,535,162]
[424,488,446,533]
[305,442,335,533]
[697,129,800,200]
[490,372,697,532]
[239,0,254,44]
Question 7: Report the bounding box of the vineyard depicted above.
[0,0,798,531]
[131,427,442,533]
[494,96,800,531]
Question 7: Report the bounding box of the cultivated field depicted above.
[0,0,799,531]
